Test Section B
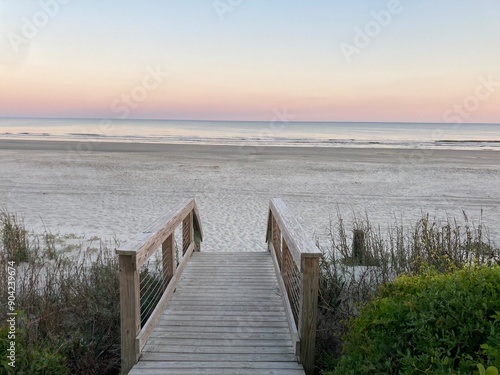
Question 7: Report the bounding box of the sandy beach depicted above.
[1,140,499,252]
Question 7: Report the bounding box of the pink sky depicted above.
[1,1,499,123]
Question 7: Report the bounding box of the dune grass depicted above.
[0,211,121,374]
[316,211,499,373]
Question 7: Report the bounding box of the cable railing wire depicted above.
[139,249,170,326]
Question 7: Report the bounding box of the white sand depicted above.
[1,140,499,252]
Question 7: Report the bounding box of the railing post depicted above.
[299,256,320,375]
[162,233,175,284]
[182,211,194,255]
[272,216,282,269]
[119,254,140,374]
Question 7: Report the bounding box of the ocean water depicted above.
[0,118,499,150]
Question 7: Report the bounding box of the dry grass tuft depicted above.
[315,211,499,371]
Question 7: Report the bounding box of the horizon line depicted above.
[1,116,499,126]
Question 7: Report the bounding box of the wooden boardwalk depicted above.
[129,252,305,374]
[117,198,320,374]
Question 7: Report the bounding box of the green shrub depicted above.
[328,265,500,375]
[0,320,69,375]
[317,211,499,373]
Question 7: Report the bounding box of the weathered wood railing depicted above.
[266,198,321,375]
[116,198,203,374]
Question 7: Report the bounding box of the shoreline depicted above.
[1,139,499,165]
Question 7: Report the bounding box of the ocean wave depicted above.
[1,130,499,151]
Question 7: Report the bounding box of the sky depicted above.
[0,0,499,123]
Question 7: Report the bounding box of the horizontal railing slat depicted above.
[268,198,320,270]
[116,198,203,268]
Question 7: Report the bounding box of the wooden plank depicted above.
[158,315,286,323]
[176,281,279,286]
[182,272,276,276]
[189,258,271,261]
[154,320,289,328]
[136,242,195,351]
[189,252,269,256]
[172,288,281,294]
[164,305,285,312]
[139,352,299,362]
[179,276,278,281]
[176,279,278,285]
[186,266,275,269]
[175,286,280,292]
[145,338,293,347]
[177,284,278,288]
[183,265,274,268]
[149,332,293,340]
[119,254,141,374]
[130,368,304,375]
[184,267,275,270]
[182,270,275,274]
[180,272,275,276]
[172,293,282,299]
[162,310,285,317]
[171,297,283,303]
[166,301,285,307]
[195,258,272,260]
[183,264,274,267]
[142,344,295,354]
[130,369,305,375]
[151,325,290,334]
[132,361,304,369]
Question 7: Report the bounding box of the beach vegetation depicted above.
[0,212,121,374]
[317,211,500,374]
[1,210,31,263]
[327,266,500,374]
[0,318,69,375]
[0,211,169,374]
